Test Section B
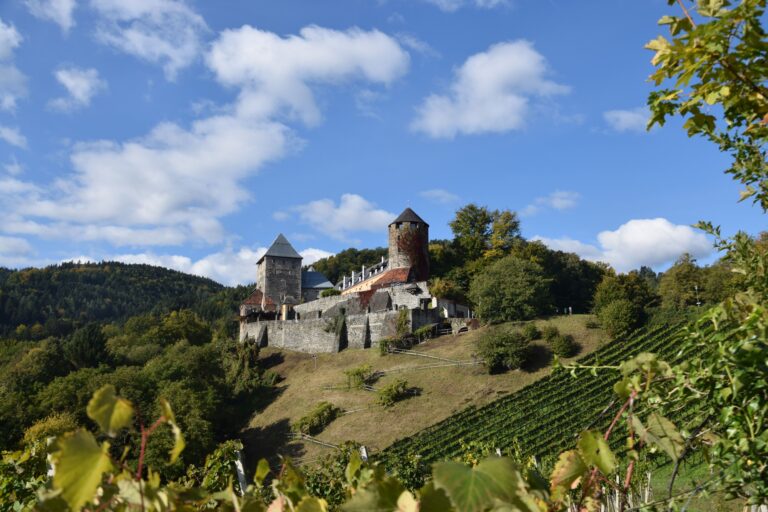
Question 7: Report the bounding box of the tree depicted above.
[476,327,530,373]
[593,272,655,317]
[449,204,493,261]
[597,299,642,337]
[485,210,521,260]
[469,255,551,323]
[62,324,109,369]
[658,253,703,309]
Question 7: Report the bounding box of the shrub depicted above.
[344,364,374,389]
[292,402,342,435]
[598,299,643,338]
[378,336,414,355]
[476,327,529,373]
[550,334,577,358]
[413,324,436,341]
[584,318,600,329]
[320,288,341,298]
[541,324,560,343]
[22,412,78,446]
[521,323,541,341]
[469,255,552,323]
[376,379,410,407]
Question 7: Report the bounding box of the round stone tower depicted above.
[388,208,430,281]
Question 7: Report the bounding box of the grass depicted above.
[243,314,607,466]
[646,459,744,512]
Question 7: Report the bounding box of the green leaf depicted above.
[341,477,406,512]
[254,458,270,486]
[296,496,329,512]
[345,450,362,486]
[86,384,134,437]
[432,457,536,512]
[577,431,616,475]
[51,429,114,510]
[632,413,685,461]
[549,450,587,493]
[419,482,454,512]
[160,399,185,463]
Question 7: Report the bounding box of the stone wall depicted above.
[390,281,431,310]
[240,317,339,353]
[258,256,302,305]
[294,294,349,316]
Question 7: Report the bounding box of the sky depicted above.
[0,0,763,286]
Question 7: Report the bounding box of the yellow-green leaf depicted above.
[87,384,134,437]
[255,458,271,486]
[550,450,587,493]
[577,431,616,475]
[297,497,329,512]
[632,413,685,461]
[51,429,114,510]
[160,399,185,463]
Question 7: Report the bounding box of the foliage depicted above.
[598,299,643,337]
[549,333,577,358]
[475,326,529,373]
[469,255,551,323]
[413,323,436,341]
[396,309,410,337]
[376,379,411,407]
[22,412,79,446]
[658,253,704,309]
[378,336,413,355]
[61,324,109,369]
[521,322,541,341]
[320,288,341,298]
[541,324,559,343]
[198,439,245,494]
[344,364,374,389]
[593,271,655,319]
[292,401,342,435]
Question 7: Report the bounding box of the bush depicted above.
[584,318,600,329]
[292,402,342,435]
[598,299,643,337]
[413,324,437,341]
[378,336,414,356]
[376,379,410,407]
[344,364,374,389]
[541,324,560,343]
[521,323,541,341]
[22,412,78,446]
[550,334,577,358]
[476,327,529,373]
[469,255,552,323]
[320,288,341,298]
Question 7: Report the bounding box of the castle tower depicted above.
[256,234,302,306]
[388,208,430,281]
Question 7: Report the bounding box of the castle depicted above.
[238,208,471,353]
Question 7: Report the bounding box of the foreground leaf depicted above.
[550,450,587,494]
[51,430,113,510]
[87,384,134,437]
[341,477,406,511]
[160,398,185,463]
[577,431,616,475]
[632,413,684,461]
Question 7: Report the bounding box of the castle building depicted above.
[238,207,471,353]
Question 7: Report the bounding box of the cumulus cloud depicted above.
[411,40,569,138]
[534,218,712,272]
[4,157,23,175]
[49,66,107,111]
[0,125,27,149]
[25,0,76,33]
[0,235,34,267]
[603,107,648,133]
[0,18,27,111]
[521,190,579,216]
[294,194,396,241]
[422,0,510,11]
[0,25,409,249]
[91,0,208,80]
[420,188,459,204]
[207,25,410,125]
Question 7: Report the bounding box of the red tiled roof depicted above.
[375,267,411,287]
[241,289,277,312]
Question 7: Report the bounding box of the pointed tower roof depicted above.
[257,233,302,263]
[390,207,428,226]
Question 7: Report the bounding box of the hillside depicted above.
[243,315,608,465]
[0,262,244,337]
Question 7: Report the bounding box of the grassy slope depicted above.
[244,315,607,465]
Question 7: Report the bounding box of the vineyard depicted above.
[379,323,689,466]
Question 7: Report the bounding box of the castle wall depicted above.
[294,294,349,316]
[240,318,339,353]
[389,281,431,310]
[346,314,370,349]
[258,256,302,306]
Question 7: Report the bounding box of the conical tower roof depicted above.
[257,233,302,263]
[390,207,428,226]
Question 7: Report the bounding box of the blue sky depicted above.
[0,0,763,285]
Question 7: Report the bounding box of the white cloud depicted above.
[0,26,410,249]
[603,107,648,133]
[521,190,579,216]
[301,247,334,266]
[0,125,27,149]
[49,66,107,111]
[396,33,439,58]
[422,0,510,11]
[91,0,208,80]
[4,157,23,175]
[0,18,22,60]
[207,25,410,125]
[0,18,27,111]
[294,194,396,241]
[25,0,76,33]
[420,188,459,204]
[0,235,32,256]
[534,218,712,272]
[411,40,569,138]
